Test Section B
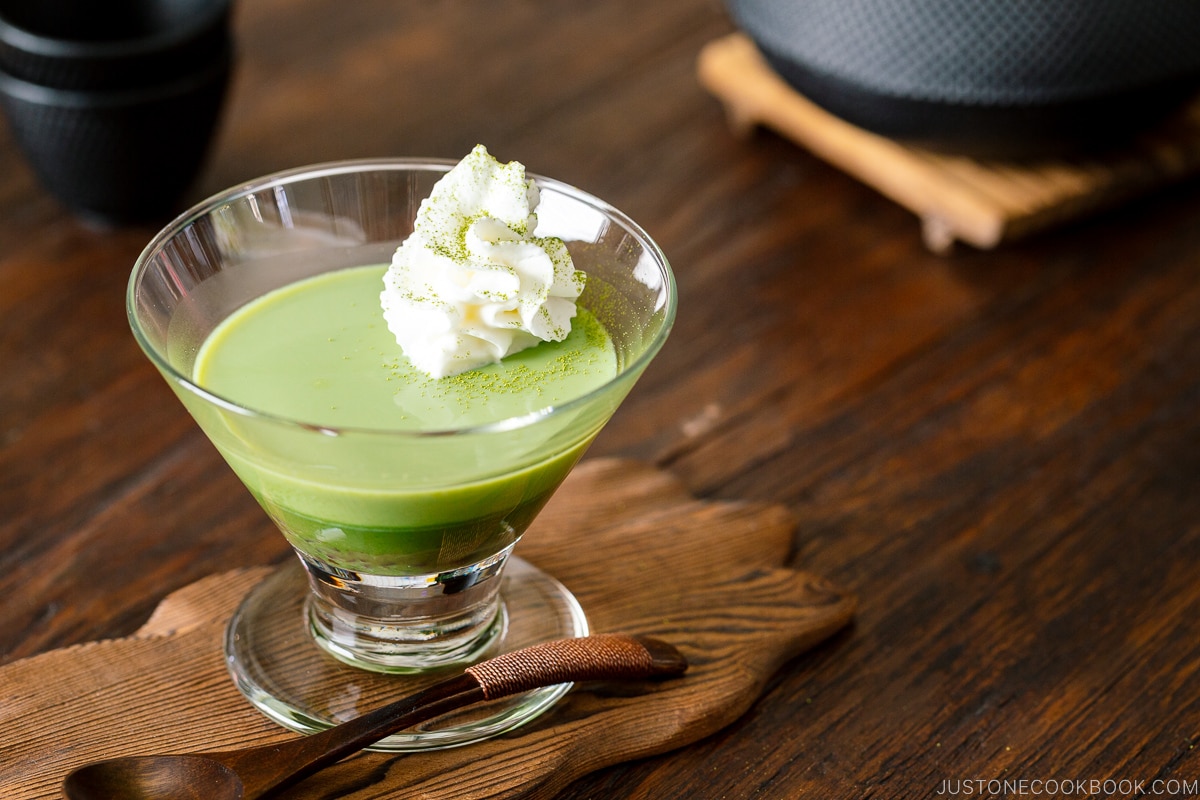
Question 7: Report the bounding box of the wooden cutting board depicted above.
[0,458,855,799]
[697,33,1200,252]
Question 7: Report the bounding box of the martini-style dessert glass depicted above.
[128,150,676,750]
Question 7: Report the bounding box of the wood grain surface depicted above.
[0,459,855,799]
[2,1,1199,798]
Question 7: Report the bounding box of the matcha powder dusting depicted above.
[392,308,616,417]
[379,144,588,380]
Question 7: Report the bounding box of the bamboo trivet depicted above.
[697,33,1200,252]
[0,458,855,799]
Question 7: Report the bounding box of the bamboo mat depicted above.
[697,33,1200,252]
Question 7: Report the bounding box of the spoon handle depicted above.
[467,632,687,698]
[229,633,686,799]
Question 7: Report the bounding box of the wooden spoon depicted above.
[62,633,686,800]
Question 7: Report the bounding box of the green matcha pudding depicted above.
[191,263,617,576]
[131,146,674,728]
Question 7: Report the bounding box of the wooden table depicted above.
[2,1,1198,797]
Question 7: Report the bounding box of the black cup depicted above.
[0,0,231,91]
[0,0,233,225]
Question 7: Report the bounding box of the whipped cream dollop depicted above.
[380,145,587,379]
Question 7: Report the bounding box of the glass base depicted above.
[301,545,516,673]
[225,556,588,751]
